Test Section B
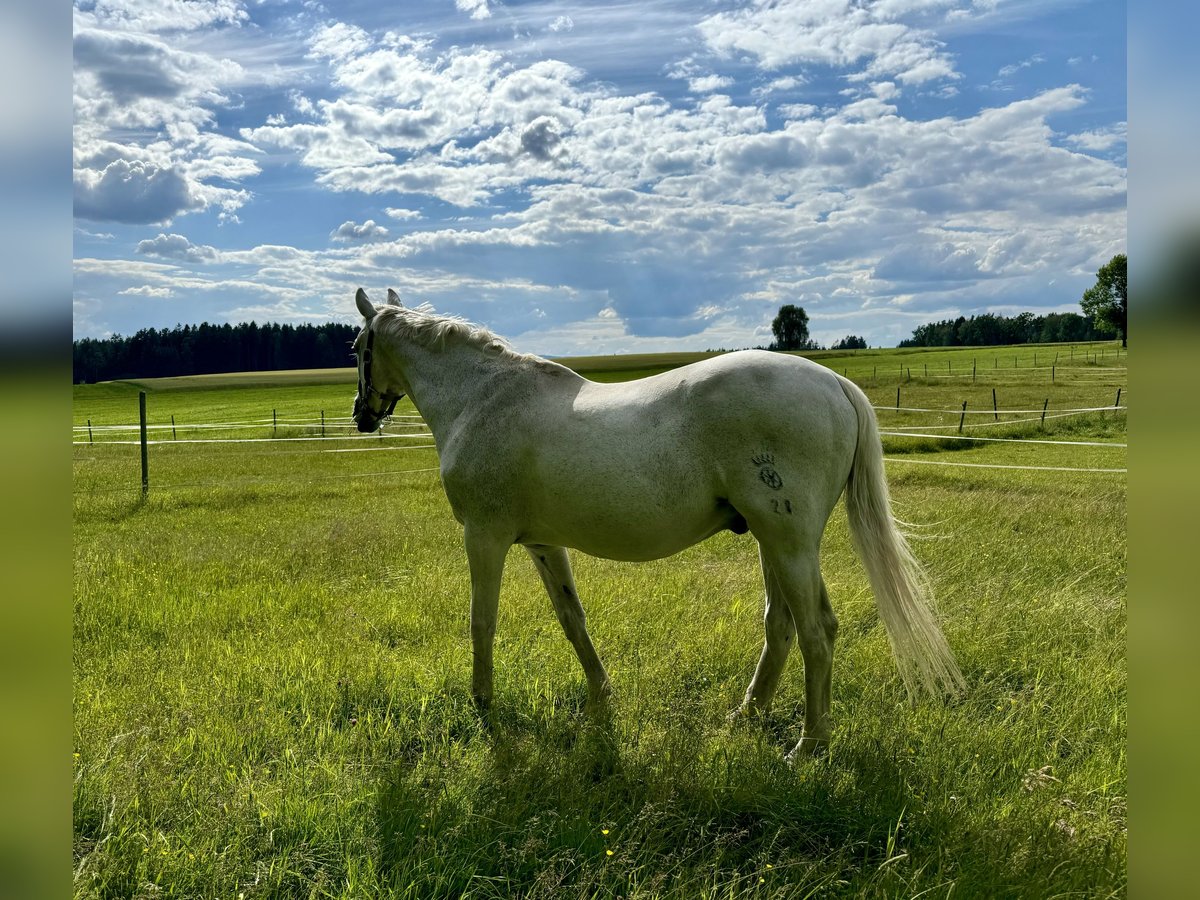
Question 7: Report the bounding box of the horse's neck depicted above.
[400,341,516,437]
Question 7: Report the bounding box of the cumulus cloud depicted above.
[73,5,1126,350]
[697,0,960,84]
[455,0,492,21]
[330,219,389,242]
[74,160,203,224]
[134,232,219,262]
[118,285,175,298]
[73,20,257,226]
[1065,123,1127,153]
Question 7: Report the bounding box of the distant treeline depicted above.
[898,312,1102,348]
[73,321,359,383]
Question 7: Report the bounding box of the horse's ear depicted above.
[385,289,402,307]
[355,288,376,320]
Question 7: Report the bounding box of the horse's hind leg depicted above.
[731,548,797,720]
[759,543,838,758]
[524,545,612,705]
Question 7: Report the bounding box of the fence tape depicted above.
[72,432,434,446]
[875,404,1126,415]
[884,457,1126,474]
[880,431,1126,448]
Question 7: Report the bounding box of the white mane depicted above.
[374,303,551,368]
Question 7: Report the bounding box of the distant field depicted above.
[73,342,1126,898]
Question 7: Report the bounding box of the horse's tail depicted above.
[836,375,966,700]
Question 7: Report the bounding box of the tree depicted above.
[1080,253,1127,347]
[831,335,867,350]
[770,304,810,350]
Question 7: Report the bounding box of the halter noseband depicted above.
[358,325,400,419]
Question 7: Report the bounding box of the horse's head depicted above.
[352,288,408,433]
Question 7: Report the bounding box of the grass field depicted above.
[73,341,1126,898]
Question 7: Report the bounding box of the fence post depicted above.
[321,410,325,436]
[948,359,951,374]
[139,391,149,498]
[873,365,877,381]
[958,401,967,434]
[87,418,93,444]
[1051,365,1055,383]
[1115,388,1122,408]
[1041,398,1049,429]
[273,408,277,437]
[992,388,998,422]
[972,358,977,382]
[896,386,900,410]
[171,414,177,440]
[924,363,928,377]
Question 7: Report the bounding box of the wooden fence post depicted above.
[87,418,93,444]
[1115,388,1122,408]
[1051,365,1055,383]
[273,408,277,437]
[896,386,900,410]
[958,401,967,434]
[992,388,998,422]
[321,410,325,436]
[171,414,177,441]
[139,391,149,498]
[972,358,976,382]
[1041,398,1049,429]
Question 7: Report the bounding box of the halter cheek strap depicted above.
[360,326,400,417]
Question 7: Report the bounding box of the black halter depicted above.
[358,325,400,418]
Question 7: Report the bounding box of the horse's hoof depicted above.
[785,736,828,762]
[726,705,760,728]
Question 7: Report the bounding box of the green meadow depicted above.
[73,341,1126,898]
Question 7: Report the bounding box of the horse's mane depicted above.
[373,303,554,369]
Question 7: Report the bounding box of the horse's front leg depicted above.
[464,527,509,710]
[524,544,612,707]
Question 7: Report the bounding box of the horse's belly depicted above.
[522,503,732,562]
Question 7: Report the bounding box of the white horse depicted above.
[351,288,964,757]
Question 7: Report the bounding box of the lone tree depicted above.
[770,304,811,350]
[1081,253,1127,347]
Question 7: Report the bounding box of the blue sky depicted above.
[73,0,1126,354]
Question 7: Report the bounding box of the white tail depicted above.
[837,376,966,700]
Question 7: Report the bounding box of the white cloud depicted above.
[134,232,219,262]
[75,0,248,34]
[689,74,735,93]
[330,219,389,242]
[384,207,423,220]
[1064,123,1127,153]
[997,53,1045,78]
[455,0,492,21]
[118,285,175,298]
[75,160,204,225]
[696,0,960,84]
[73,23,257,224]
[549,15,574,33]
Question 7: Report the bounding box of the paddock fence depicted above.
[71,386,1128,499]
